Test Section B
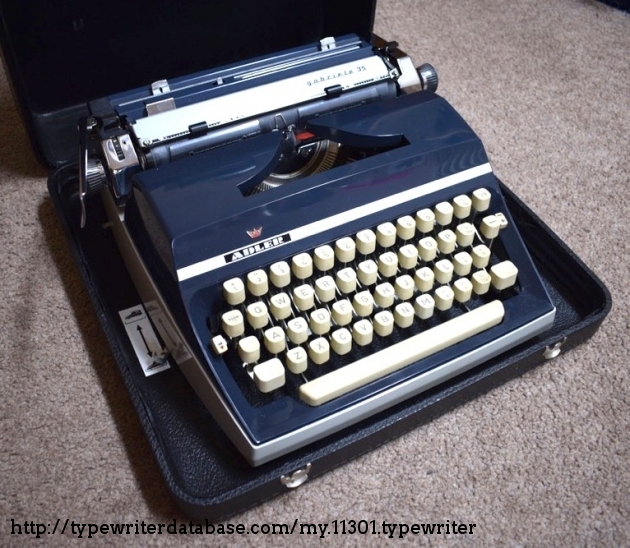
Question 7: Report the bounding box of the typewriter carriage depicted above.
[79,37,438,219]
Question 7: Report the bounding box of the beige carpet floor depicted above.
[1,0,629,546]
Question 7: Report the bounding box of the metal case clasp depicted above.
[280,463,312,489]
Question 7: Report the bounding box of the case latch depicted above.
[544,338,567,359]
[280,463,312,489]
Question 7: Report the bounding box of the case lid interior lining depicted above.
[0,0,376,114]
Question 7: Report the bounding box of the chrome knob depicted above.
[79,116,107,228]
[86,158,106,194]
[417,63,439,92]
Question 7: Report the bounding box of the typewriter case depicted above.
[0,0,611,520]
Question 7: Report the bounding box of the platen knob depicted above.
[417,63,439,92]
[79,116,108,228]
[86,158,107,194]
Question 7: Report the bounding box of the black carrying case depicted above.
[0,0,611,521]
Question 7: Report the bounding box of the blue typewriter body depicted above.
[81,34,557,465]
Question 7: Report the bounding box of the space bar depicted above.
[299,300,505,406]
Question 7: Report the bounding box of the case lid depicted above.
[0,0,376,167]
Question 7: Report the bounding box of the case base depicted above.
[48,164,611,521]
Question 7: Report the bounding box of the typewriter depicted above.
[80,32,556,466]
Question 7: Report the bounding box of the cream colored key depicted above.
[336,267,357,294]
[253,358,285,393]
[394,302,415,328]
[378,251,398,278]
[264,326,286,354]
[356,229,377,255]
[293,284,315,311]
[309,337,330,365]
[353,290,374,317]
[453,251,473,276]
[418,237,438,262]
[352,319,374,346]
[331,328,352,356]
[211,334,228,355]
[455,222,476,247]
[373,310,395,337]
[374,282,396,308]
[433,259,454,285]
[310,308,332,335]
[453,194,472,219]
[332,299,353,326]
[221,309,245,337]
[437,229,457,254]
[396,215,416,240]
[357,259,378,286]
[238,336,260,363]
[299,301,505,406]
[292,253,313,280]
[376,222,397,248]
[471,245,491,268]
[414,293,435,320]
[416,208,435,233]
[335,237,356,263]
[434,201,454,226]
[313,245,335,271]
[490,260,518,290]
[246,301,269,329]
[315,276,337,302]
[480,215,502,240]
[494,212,509,229]
[472,188,491,212]
[287,316,308,344]
[270,292,292,320]
[434,286,455,311]
[223,277,246,305]
[247,269,268,297]
[286,346,307,374]
[453,278,473,303]
[472,270,492,295]
[394,275,415,301]
[414,267,434,293]
[398,244,418,270]
[269,261,291,288]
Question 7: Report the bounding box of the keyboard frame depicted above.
[175,166,555,465]
[114,91,559,466]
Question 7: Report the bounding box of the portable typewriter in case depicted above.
[2,0,612,519]
[66,25,556,466]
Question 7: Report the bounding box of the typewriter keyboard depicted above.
[212,188,520,406]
